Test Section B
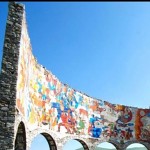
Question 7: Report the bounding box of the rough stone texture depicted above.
[0,2,150,150]
[0,2,24,150]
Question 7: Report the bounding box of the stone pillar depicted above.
[0,2,24,149]
[117,143,126,150]
[88,145,95,150]
[55,138,65,150]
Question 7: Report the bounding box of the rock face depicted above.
[0,2,150,150]
[0,2,24,150]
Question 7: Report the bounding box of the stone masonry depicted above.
[0,2,24,150]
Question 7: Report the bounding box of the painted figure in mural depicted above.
[88,114,103,138]
[74,92,83,109]
[57,111,71,133]
[90,100,106,114]
[67,89,78,111]
[92,120,102,138]
[79,108,88,118]
[67,114,77,134]
[118,107,132,123]
[102,126,109,137]
[125,127,133,140]
[50,102,61,121]
[77,117,85,134]
[89,101,98,112]
[140,112,150,141]
[89,114,97,127]
[112,124,121,138]
[102,122,115,138]
[57,109,75,134]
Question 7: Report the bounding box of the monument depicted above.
[0,2,150,150]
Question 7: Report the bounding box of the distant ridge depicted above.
[76,147,147,150]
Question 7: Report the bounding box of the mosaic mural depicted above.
[16,13,150,143]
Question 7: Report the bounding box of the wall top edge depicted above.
[8,1,25,9]
[34,62,149,110]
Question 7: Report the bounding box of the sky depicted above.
[0,1,150,150]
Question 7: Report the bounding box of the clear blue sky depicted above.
[0,2,150,149]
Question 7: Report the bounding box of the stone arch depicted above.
[14,121,26,150]
[108,139,122,149]
[108,141,119,149]
[41,132,57,150]
[30,131,57,150]
[62,136,89,150]
[125,141,150,150]
[93,139,120,149]
[75,139,89,150]
[126,143,148,149]
[95,141,118,150]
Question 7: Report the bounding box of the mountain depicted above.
[76,147,147,150]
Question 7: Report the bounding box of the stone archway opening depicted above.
[126,143,148,150]
[30,133,57,150]
[15,122,26,150]
[96,142,117,150]
[63,139,89,150]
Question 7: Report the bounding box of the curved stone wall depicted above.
[15,3,150,145]
[0,2,150,150]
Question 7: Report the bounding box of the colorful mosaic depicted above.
[16,13,150,143]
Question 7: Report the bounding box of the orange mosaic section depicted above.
[135,109,150,141]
